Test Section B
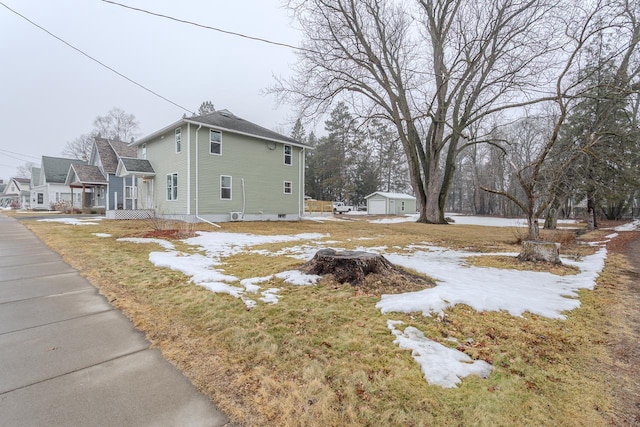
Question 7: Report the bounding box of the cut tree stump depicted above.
[518,240,561,264]
[300,249,395,285]
[300,248,432,290]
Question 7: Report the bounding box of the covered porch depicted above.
[108,157,156,220]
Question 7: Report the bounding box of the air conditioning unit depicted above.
[229,211,243,221]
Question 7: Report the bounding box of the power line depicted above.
[100,0,316,54]
[0,1,195,115]
[0,148,40,161]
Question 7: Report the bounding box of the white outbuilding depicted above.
[365,192,416,215]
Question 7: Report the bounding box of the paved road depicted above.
[0,214,231,426]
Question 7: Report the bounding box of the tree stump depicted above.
[300,249,400,285]
[518,240,561,264]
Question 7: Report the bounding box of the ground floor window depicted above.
[284,181,292,194]
[125,186,137,199]
[37,193,43,204]
[220,175,232,200]
[167,173,178,200]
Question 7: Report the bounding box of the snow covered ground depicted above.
[38,217,103,226]
[369,212,580,227]
[46,215,636,388]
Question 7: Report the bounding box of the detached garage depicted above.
[365,192,416,215]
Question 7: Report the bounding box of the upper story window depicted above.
[210,130,222,155]
[284,145,292,165]
[175,128,181,153]
[284,181,292,194]
[167,173,178,201]
[220,175,232,200]
[141,143,147,159]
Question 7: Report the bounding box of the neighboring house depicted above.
[0,177,31,208]
[31,156,87,210]
[128,109,309,222]
[64,137,144,213]
[365,192,416,215]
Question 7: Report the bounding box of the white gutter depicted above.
[187,122,191,215]
[241,178,246,218]
[183,119,310,149]
[131,119,184,146]
[194,124,221,228]
[299,148,304,218]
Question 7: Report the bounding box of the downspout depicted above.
[241,178,246,218]
[194,124,221,228]
[299,147,305,218]
[187,122,191,215]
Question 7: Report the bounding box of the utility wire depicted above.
[0,1,195,115]
[0,148,40,161]
[100,0,316,54]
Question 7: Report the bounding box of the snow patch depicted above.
[388,320,492,388]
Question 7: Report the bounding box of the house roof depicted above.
[134,109,308,148]
[365,191,416,200]
[31,167,41,187]
[41,156,87,184]
[116,157,155,177]
[66,164,108,186]
[95,138,137,174]
[14,177,30,184]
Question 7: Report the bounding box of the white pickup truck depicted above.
[333,202,353,214]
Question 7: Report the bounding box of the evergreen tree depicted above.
[197,101,216,115]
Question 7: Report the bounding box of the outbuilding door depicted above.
[368,199,386,215]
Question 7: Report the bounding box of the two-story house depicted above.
[127,109,309,223]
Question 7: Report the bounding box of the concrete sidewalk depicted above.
[0,214,232,426]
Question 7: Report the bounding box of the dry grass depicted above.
[18,215,622,426]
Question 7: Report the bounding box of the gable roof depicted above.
[41,156,87,184]
[134,109,307,148]
[94,138,137,174]
[365,191,416,200]
[31,167,41,187]
[116,157,155,178]
[65,164,108,187]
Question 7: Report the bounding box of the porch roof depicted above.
[65,164,108,187]
[116,157,155,178]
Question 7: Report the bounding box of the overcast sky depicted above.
[0,0,301,181]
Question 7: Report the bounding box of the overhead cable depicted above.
[0,1,195,114]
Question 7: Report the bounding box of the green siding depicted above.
[141,122,304,218]
[141,124,189,216]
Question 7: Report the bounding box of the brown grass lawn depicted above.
[17,213,631,426]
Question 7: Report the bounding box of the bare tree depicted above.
[62,108,141,160]
[482,0,640,241]
[15,161,35,179]
[62,132,94,161]
[93,107,140,142]
[275,0,562,223]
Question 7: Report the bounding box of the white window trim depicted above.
[284,181,292,194]
[210,129,222,156]
[220,175,232,200]
[166,173,178,201]
[284,144,292,165]
[175,128,181,153]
